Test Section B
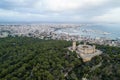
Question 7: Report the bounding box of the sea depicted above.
[55,23,120,40]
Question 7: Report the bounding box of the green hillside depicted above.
[0,37,120,80]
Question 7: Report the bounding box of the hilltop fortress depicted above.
[69,41,102,62]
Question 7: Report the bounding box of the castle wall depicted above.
[84,49,94,54]
[78,47,95,54]
[72,41,76,51]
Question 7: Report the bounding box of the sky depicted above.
[0,0,120,23]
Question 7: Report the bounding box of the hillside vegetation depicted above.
[0,37,120,80]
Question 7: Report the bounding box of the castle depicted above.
[69,41,102,62]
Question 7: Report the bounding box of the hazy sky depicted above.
[0,0,120,23]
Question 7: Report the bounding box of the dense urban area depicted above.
[0,24,120,47]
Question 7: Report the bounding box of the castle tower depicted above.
[84,42,86,45]
[93,45,96,53]
[72,41,76,51]
[84,48,87,54]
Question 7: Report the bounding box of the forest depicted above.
[0,37,120,80]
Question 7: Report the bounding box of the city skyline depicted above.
[0,0,120,23]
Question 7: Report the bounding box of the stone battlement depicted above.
[68,41,102,62]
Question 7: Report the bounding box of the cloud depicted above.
[34,0,108,12]
[0,9,48,22]
[0,0,120,23]
[92,8,120,23]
